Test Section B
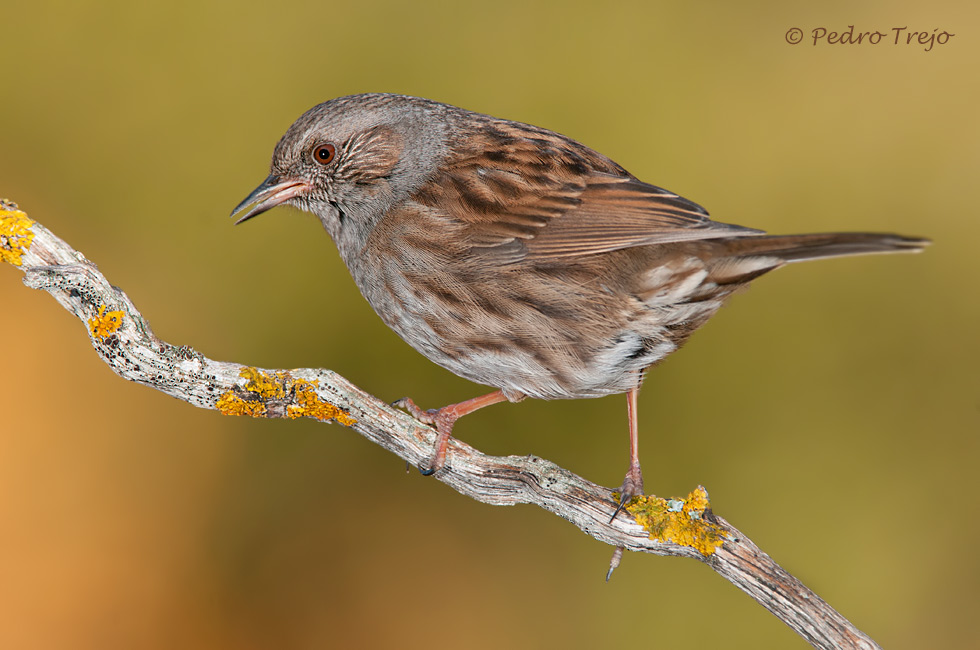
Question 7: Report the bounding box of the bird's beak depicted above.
[231,175,311,224]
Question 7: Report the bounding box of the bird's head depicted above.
[231,93,451,250]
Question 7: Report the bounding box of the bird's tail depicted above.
[724,232,930,263]
[702,232,929,286]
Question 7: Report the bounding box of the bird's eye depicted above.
[312,143,336,165]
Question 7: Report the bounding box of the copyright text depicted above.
[785,26,955,51]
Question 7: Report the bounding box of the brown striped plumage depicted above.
[231,93,928,511]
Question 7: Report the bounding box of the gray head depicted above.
[231,93,452,252]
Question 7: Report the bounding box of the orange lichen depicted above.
[0,201,35,266]
[288,378,357,425]
[217,367,356,425]
[216,392,268,417]
[238,366,288,400]
[88,305,124,340]
[623,486,726,556]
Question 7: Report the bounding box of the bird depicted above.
[230,93,928,518]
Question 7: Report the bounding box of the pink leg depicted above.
[395,390,509,475]
[611,386,645,521]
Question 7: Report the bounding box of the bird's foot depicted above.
[393,397,456,476]
[609,462,645,523]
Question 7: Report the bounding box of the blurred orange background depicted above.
[2,1,978,648]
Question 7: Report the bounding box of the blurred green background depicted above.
[2,1,977,648]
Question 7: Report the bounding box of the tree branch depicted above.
[0,199,880,650]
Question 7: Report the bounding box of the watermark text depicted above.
[785,26,955,51]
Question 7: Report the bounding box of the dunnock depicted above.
[231,93,927,516]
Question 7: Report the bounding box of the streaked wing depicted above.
[517,177,762,261]
[411,125,763,264]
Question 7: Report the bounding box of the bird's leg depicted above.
[394,390,509,475]
[610,386,644,522]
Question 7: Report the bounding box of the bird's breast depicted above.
[345,232,692,400]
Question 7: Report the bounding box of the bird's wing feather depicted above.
[411,126,764,264]
[514,177,763,260]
